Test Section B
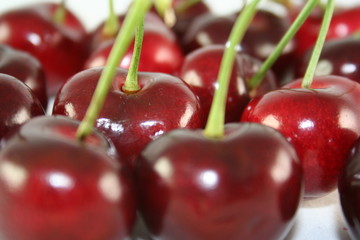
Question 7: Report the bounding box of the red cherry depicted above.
[338,139,360,240]
[295,6,360,56]
[241,75,360,198]
[89,11,170,52]
[0,4,88,96]
[0,73,44,143]
[85,27,184,75]
[136,123,303,240]
[0,44,47,108]
[182,6,296,83]
[0,115,136,240]
[52,67,204,168]
[296,36,360,83]
[179,45,277,123]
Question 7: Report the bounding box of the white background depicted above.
[1,0,360,240]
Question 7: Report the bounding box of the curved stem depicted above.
[103,0,120,37]
[249,0,319,90]
[203,0,261,139]
[76,0,152,140]
[302,0,335,88]
[53,0,67,24]
[122,18,144,93]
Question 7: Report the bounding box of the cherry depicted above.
[296,36,360,83]
[171,0,210,37]
[136,123,303,240]
[241,75,360,198]
[0,3,88,96]
[0,44,47,109]
[52,67,203,168]
[0,115,136,240]
[181,5,297,83]
[89,11,170,52]
[0,73,44,144]
[295,6,360,56]
[338,138,360,240]
[84,26,184,75]
[179,45,277,123]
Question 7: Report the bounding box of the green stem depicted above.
[302,0,335,88]
[122,19,144,93]
[76,0,152,140]
[103,0,120,37]
[154,0,175,27]
[53,0,67,24]
[203,0,261,139]
[249,0,319,90]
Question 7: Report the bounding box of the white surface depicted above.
[1,0,360,240]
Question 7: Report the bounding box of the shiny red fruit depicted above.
[179,45,277,123]
[241,75,360,198]
[0,44,47,108]
[0,73,44,143]
[0,3,88,96]
[136,123,303,240]
[295,6,360,55]
[52,67,204,168]
[85,26,184,75]
[296,36,360,83]
[182,6,296,83]
[0,115,136,240]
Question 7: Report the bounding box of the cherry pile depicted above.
[0,0,360,239]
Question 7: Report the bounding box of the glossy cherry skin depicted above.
[296,37,360,83]
[295,6,360,56]
[338,139,360,240]
[0,115,136,240]
[182,6,296,83]
[241,75,360,198]
[52,67,204,169]
[0,4,88,96]
[171,0,210,37]
[135,123,303,240]
[0,73,44,144]
[84,26,184,75]
[89,12,170,52]
[179,45,277,123]
[0,44,47,108]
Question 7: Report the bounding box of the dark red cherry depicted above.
[339,139,360,240]
[0,115,136,240]
[0,44,47,108]
[241,75,360,198]
[0,73,44,144]
[179,45,277,123]
[136,123,303,240]
[295,6,360,56]
[296,36,360,83]
[52,67,204,169]
[0,4,88,96]
[182,5,296,84]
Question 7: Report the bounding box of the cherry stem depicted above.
[103,0,120,37]
[203,0,261,139]
[76,0,152,141]
[122,18,144,93]
[53,0,67,24]
[302,0,335,88]
[248,0,319,90]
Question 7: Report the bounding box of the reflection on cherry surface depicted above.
[136,123,303,240]
[242,76,360,199]
[53,67,204,169]
[0,116,136,240]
